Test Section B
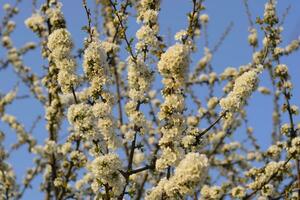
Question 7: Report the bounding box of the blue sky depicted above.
[1,0,300,199]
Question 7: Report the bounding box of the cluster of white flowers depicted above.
[220,68,261,113]
[248,28,258,47]
[132,149,145,166]
[74,173,93,190]
[146,153,208,199]
[67,103,98,139]
[260,184,275,197]
[174,29,188,41]
[198,47,212,69]
[247,151,263,161]
[200,185,224,200]
[199,14,209,24]
[47,28,78,93]
[124,101,148,134]
[258,86,271,95]
[280,123,290,135]
[181,134,197,149]
[1,114,36,150]
[274,64,288,78]
[266,143,283,158]
[208,131,226,144]
[25,13,46,34]
[99,40,120,54]
[69,150,87,168]
[165,153,208,197]
[2,35,12,48]
[284,38,300,54]
[261,0,282,50]
[6,20,16,33]
[45,2,65,29]
[246,161,291,190]
[47,29,72,58]
[59,142,72,155]
[156,44,190,170]
[96,2,116,41]
[126,0,160,138]
[220,67,262,127]
[125,57,153,135]
[89,153,125,197]
[93,101,120,149]
[0,160,18,198]
[145,178,168,200]
[158,44,190,84]
[7,48,26,68]
[252,51,265,65]
[263,1,277,24]
[136,26,159,51]
[44,93,63,134]
[231,186,246,198]
[186,115,199,127]
[274,38,300,57]
[221,141,241,152]
[207,96,219,110]
[83,41,109,96]
[127,58,153,101]
[136,0,160,52]
[22,166,39,189]
[220,67,238,80]
[287,136,300,156]
[3,3,11,11]
[43,140,57,155]
[53,177,64,188]
[83,40,120,149]
[0,89,17,115]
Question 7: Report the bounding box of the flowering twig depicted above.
[243,156,293,199]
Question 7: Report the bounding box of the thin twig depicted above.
[82,0,93,42]
[108,0,137,62]
[195,111,228,142]
[243,0,254,27]
[211,22,234,54]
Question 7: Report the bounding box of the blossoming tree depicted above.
[0,0,300,199]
